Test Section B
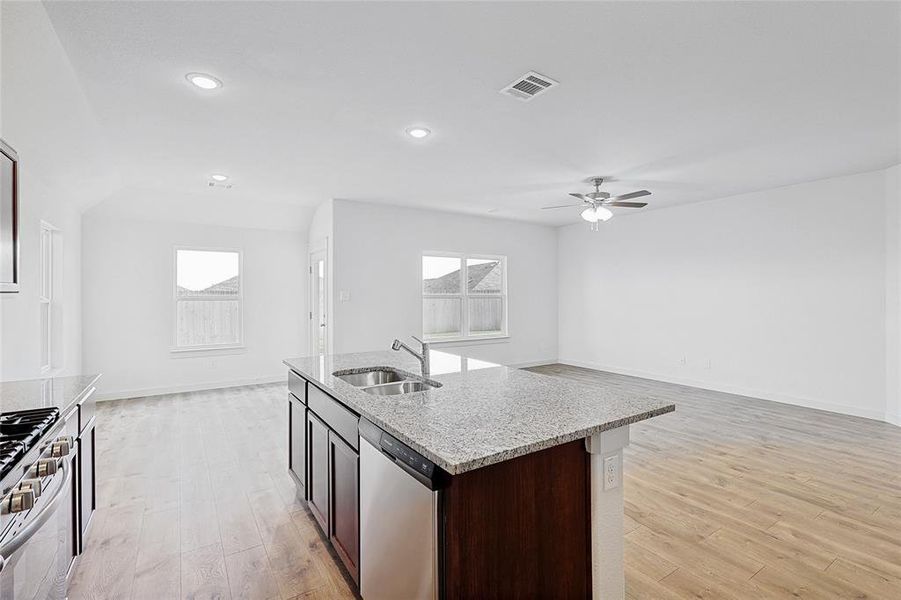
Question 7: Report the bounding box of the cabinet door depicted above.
[329,431,359,583]
[288,396,306,496]
[307,411,330,532]
[78,418,96,553]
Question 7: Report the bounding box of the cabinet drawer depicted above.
[78,386,97,434]
[288,370,307,404]
[308,384,359,451]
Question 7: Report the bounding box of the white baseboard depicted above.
[507,358,558,369]
[95,374,286,402]
[558,357,891,424]
[886,412,901,427]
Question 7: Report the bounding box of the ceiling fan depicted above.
[542,177,650,230]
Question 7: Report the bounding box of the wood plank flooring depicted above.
[69,366,901,599]
[529,364,901,600]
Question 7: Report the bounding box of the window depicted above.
[174,248,242,350]
[422,254,507,341]
[39,222,54,372]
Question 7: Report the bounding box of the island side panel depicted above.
[586,425,630,600]
[440,439,592,599]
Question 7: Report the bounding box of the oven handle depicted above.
[0,455,72,567]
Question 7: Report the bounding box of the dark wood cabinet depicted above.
[288,395,306,496]
[307,410,330,532]
[288,370,360,586]
[329,431,359,583]
[78,417,96,551]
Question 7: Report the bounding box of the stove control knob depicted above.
[2,489,36,514]
[51,437,73,458]
[32,458,59,478]
[18,479,42,499]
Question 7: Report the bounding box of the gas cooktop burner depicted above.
[0,408,59,480]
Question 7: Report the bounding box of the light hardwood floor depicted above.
[68,384,357,600]
[68,366,901,599]
[530,364,901,600]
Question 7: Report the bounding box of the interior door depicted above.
[309,248,328,355]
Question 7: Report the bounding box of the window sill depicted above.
[426,335,510,347]
[170,345,247,358]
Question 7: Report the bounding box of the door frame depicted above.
[309,241,329,355]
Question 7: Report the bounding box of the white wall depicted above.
[886,164,901,425]
[82,215,307,399]
[332,200,558,366]
[0,2,115,380]
[559,168,896,422]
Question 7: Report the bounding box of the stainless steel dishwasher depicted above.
[359,418,447,600]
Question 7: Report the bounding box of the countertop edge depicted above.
[284,361,675,475]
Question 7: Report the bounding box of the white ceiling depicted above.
[45,1,900,227]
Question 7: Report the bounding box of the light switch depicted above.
[339,290,351,302]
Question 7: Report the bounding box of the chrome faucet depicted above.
[391,335,430,377]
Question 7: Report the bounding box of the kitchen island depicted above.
[284,350,673,599]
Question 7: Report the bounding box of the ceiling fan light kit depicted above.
[542,176,651,230]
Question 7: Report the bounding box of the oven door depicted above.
[0,455,73,600]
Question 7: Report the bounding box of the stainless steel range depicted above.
[0,408,76,600]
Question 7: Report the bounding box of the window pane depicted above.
[423,298,462,338]
[467,258,503,294]
[177,250,239,297]
[177,300,240,346]
[469,297,504,335]
[422,256,462,294]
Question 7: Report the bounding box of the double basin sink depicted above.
[333,367,442,396]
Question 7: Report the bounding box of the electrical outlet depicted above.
[704,359,711,370]
[679,356,687,366]
[603,455,620,490]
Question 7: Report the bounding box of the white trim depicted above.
[506,358,558,369]
[428,335,511,346]
[886,412,901,427]
[94,374,286,402]
[39,221,55,374]
[309,245,329,355]
[169,345,247,357]
[559,357,891,423]
[173,246,244,349]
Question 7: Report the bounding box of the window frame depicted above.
[172,246,244,353]
[421,251,508,343]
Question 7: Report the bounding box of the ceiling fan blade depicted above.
[608,190,650,202]
[541,203,585,210]
[569,193,589,201]
[607,201,648,208]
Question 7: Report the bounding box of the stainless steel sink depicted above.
[361,381,435,396]
[335,369,404,387]
[332,367,441,395]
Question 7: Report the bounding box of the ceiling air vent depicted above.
[500,71,559,102]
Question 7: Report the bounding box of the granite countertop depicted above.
[0,374,101,415]
[284,350,674,474]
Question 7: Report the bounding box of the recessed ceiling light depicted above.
[406,127,431,139]
[186,72,222,90]
[210,173,228,182]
